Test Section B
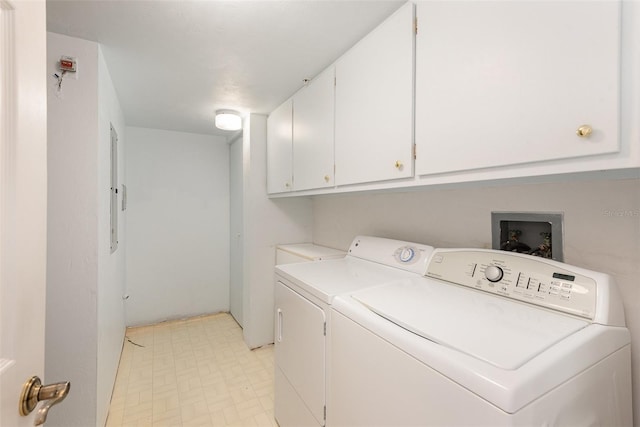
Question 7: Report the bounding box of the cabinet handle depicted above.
[395,160,403,170]
[324,175,330,183]
[284,182,291,188]
[576,125,593,138]
[277,308,283,343]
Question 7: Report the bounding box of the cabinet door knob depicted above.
[324,175,330,183]
[284,182,290,188]
[576,125,593,138]
[395,160,403,169]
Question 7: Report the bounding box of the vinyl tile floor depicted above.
[106,313,277,427]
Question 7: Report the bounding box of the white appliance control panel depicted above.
[426,249,598,320]
[348,236,434,274]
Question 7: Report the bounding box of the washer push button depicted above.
[537,282,549,294]
[560,284,572,299]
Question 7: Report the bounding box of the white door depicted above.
[274,282,326,426]
[1,1,61,426]
[266,98,293,194]
[334,2,415,186]
[415,0,621,175]
[229,137,244,326]
[292,66,335,191]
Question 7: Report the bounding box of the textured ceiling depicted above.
[47,0,404,139]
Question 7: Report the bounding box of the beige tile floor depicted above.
[106,313,277,427]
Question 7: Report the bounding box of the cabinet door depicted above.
[267,99,293,193]
[293,66,335,191]
[335,2,415,186]
[274,282,326,425]
[415,1,621,175]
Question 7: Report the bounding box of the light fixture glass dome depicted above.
[215,110,242,131]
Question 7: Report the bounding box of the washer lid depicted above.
[351,277,589,370]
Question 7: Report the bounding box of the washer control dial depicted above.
[485,265,504,282]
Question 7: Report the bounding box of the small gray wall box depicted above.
[491,212,564,262]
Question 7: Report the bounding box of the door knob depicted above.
[19,376,70,426]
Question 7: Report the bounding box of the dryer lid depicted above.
[277,257,419,304]
[351,277,589,370]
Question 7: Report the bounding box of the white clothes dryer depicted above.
[329,248,632,426]
[274,236,435,427]
[276,243,346,265]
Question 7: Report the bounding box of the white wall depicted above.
[47,32,127,427]
[125,127,230,326]
[241,114,313,348]
[312,177,640,423]
[46,32,98,426]
[96,46,127,427]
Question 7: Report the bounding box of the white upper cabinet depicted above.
[415,1,622,176]
[267,98,293,194]
[335,2,415,186]
[293,67,335,191]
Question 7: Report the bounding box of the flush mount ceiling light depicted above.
[215,110,242,131]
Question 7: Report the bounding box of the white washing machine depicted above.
[329,248,632,426]
[274,236,435,427]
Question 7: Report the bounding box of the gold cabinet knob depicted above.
[324,175,330,183]
[576,125,593,138]
[395,160,403,169]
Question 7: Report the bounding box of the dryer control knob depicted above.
[485,265,504,282]
[398,247,415,262]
